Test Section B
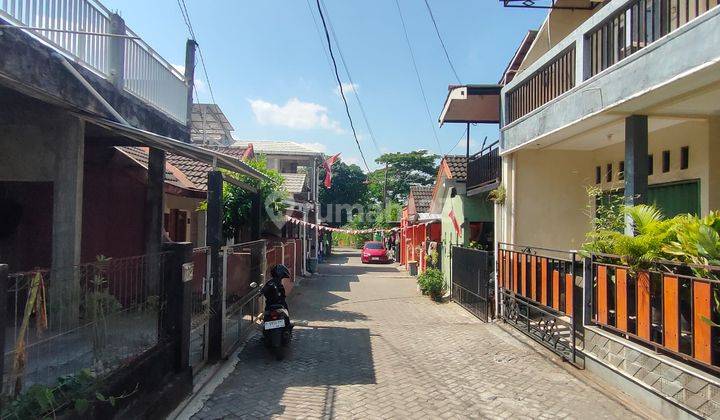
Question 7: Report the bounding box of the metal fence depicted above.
[451,247,492,322]
[587,0,720,77]
[2,253,168,397]
[123,29,188,123]
[0,0,188,123]
[189,247,210,373]
[589,254,720,373]
[498,243,580,366]
[221,240,266,356]
[0,0,112,76]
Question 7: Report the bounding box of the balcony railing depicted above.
[467,141,501,191]
[587,0,720,77]
[503,0,719,126]
[0,0,188,123]
[505,45,575,124]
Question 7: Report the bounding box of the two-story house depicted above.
[496,1,720,417]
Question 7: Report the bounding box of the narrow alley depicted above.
[186,249,652,419]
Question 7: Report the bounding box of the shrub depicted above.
[417,268,446,301]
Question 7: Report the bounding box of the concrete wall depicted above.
[592,120,713,213]
[585,327,720,419]
[510,149,593,251]
[440,183,466,285]
[501,4,720,151]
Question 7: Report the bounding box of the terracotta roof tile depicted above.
[409,185,433,213]
[444,155,467,180]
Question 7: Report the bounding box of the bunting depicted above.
[284,215,395,235]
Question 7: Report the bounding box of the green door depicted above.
[647,180,700,217]
[597,180,701,219]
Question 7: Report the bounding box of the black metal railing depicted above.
[587,0,719,77]
[506,45,576,123]
[497,243,582,366]
[467,142,501,191]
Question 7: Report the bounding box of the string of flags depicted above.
[285,216,401,235]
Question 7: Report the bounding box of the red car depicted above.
[361,241,390,264]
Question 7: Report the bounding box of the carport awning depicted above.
[439,85,502,126]
[78,114,270,183]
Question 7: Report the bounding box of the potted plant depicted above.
[417,268,446,302]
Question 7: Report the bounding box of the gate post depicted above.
[161,242,193,372]
[0,263,7,402]
[206,171,224,362]
[583,255,593,326]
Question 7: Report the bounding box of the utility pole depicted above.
[382,161,389,211]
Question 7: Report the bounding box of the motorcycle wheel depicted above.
[273,346,284,360]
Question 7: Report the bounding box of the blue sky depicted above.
[104,0,545,170]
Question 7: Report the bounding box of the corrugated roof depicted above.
[232,140,323,156]
[191,103,234,146]
[281,172,307,194]
[409,185,433,213]
[444,155,468,180]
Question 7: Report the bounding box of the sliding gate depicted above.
[497,243,582,367]
[451,247,492,322]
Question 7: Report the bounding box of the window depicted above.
[595,166,601,184]
[618,161,625,181]
[681,146,689,170]
[606,163,613,182]
[662,150,670,173]
[279,160,299,173]
[648,154,654,175]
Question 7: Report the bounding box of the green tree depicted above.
[319,160,369,226]
[367,150,438,203]
[200,156,287,241]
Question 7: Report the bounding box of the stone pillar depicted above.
[161,242,193,372]
[206,171,223,362]
[250,192,262,240]
[184,39,197,141]
[624,115,649,235]
[145,148,165,296]
[50,115,85,324]
[108,13,126,90]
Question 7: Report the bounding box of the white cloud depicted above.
[248,98,343,133]
[298,142,327,153]
[334,82,359,96]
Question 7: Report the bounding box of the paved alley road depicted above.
[190,249,651,419]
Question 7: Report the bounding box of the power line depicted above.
[305,0,336,81]
[423,0,461,84]
[446,126,468,155]
[314,0,371,172]
[393,0,443,156]
[319,0,381,156]
[177,0,217,106]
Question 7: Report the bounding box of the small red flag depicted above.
[449,207,461,236]
[323,153,341,188]
[241,143,255,161]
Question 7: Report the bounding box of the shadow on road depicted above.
[196,325,375,418]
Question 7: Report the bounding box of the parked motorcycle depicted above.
[262,303,292,360]
[252,264,293,360]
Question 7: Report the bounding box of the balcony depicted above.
[0,0,188,124]
[467,141,501,194]
[501,0,720,152]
